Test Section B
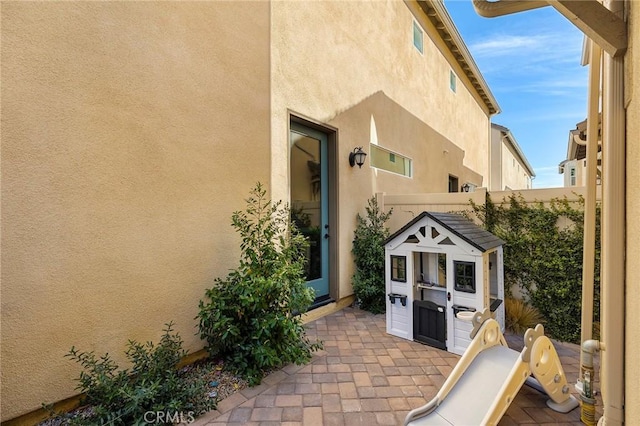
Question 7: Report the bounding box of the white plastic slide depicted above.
[404,309,579,426]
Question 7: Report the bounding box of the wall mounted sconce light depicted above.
[461,183,471,192]
[349,147,367,168]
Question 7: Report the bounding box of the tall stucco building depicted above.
[489,123,535,190]
[1,1,500,421]
[559,117,602,187]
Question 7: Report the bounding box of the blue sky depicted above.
[444,0,589,188]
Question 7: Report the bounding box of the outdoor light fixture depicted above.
[461,183,471,192]
[349,147,367,168]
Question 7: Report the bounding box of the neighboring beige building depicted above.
[558,117,602,187]
[489,123,535,190]
[1,1,499,421]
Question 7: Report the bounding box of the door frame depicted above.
[289,112,339,304]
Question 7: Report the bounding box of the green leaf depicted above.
[196,183,322,384]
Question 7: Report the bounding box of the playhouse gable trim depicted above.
[385,211,504,253]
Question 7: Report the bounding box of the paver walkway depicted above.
[193,307,598,426]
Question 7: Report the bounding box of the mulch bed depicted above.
[38,358,248,425]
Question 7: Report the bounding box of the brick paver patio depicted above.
[193,307,597,426]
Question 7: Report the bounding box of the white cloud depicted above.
[507,111,584,123]
[468,30,587,99]
[468,31,583,71]
[444,2,587,181]
[469,35,546,56]
[536,166,563,172]
[532,166,564,188]
[499,77,588,97]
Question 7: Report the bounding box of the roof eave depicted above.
[491,123,536,177]
[417,0,501,116]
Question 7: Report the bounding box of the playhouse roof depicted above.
[385,211,504,252]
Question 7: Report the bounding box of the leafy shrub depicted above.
[470,193,600,343]
[352,197,392,314]
[61,322,213,425]
[504,297,545,335]
[197,183,322,385]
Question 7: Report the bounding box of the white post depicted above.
[579,40,601,375]
[599,0,626,422]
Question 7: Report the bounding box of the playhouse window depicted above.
[454,261,475,293]
[391,255,407,282]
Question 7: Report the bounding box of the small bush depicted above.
[352,197,392,314]
[197,183,322,385]
[60,322,213,425]
[504,297,545,335]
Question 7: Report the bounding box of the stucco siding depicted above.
[490,126,502,190]
[626,0,640,422]
[1,0,496,420]
[270,0,491,299]
[490,125,533,190]
[1,2,271,420]
[500,143,531,189]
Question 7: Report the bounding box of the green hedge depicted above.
[197,183,321,385]
[351,197,392,314]
[469,193,600,343]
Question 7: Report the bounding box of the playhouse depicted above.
[384,211,505,355]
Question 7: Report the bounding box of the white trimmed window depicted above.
[449,70,457,92]
[413,20,424,54]
[391,255,407,282]
[570,167,576,186]
[370,145,412,177]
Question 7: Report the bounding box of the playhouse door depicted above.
[447,254,482,355]
[386,251,413,340]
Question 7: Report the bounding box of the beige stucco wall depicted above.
[490,126,533,190]
[2,0,495,419]
[330,93,483,298]
[270,0,491,300]
[500,143,532,189]
[561,159,583,187]
[577,159,588,187]
[489,126,501,190]
[625,0,639,421]
[332,92,482,197]
[1,2,271,420]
